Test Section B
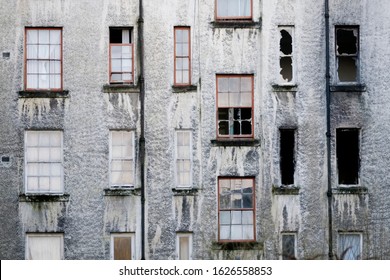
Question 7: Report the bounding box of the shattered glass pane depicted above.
[336,29,358,55]
[280,57,293,82]
[338,57,357,82]
[280,29,292,55]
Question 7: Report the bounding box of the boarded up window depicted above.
[112,235,132,260]
[26,234,63,260]
[177,234,192,260]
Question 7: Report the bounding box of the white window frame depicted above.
[215,0,252,20]
[25,233,64,260]
[175,130,192,189]
[278,26,295,85]
[109,130,135,188]
[110,233,135,260]
[338,232,362,260]
[176,233,193,260]
[24,130,64,194]
[280,232,297,260]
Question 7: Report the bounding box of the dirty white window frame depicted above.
[110,233,135,260]
[175,130,192,188]
[109,28,134,84]
[278,26,295,85]
[335,26,360,84]
[174,27,191,86]
[25,130,64,194]
[337,232,362,260]
[25,27,62,90]
[26,233,64,260]
[176,233,193,260]
[218,177,255,242]
[215,0,252,20]
[216,75,254,139]
[280,232,297,260]
[109,130,135,188]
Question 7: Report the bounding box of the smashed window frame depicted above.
[335,26,359,84]
[278,26,294,84]
[216,75,254,139]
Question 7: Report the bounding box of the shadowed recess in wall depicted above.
[279,29,293,82]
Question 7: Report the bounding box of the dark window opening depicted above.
[280,129,295,185]
[110,28,132,44]
[280,30,292,55]
[336,29,357,55]
[279,28,293,83]
[336,27,358,83]
[337,129,360,185]
[282,234,296,260]
[280,57,293,82]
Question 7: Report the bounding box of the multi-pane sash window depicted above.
[217,75,253,138]
[338,233,362,260]
[111,234,133,260]
[175,130,192,188]
[218,178,255,241]
[25,28,62,90]
[110,28,133,84]
[26,234,64,260]
[25,131,63,193]
[216,0,252,19]
[174,27,191,85]
[336,26,359,83]
[176,233,192,260]
[110,131,134,187]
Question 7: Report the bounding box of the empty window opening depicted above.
[279,27,293,83]
[338,233,362,260]
[111,234,133,260]
[336,27,359,83]
[109,28,133,84]
[336,128,360,185]
[282,233,296,260]
[280,129,295,185]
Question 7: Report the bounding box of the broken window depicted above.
[216,0,252,19]
[219,177,255,241]
[109,28,133,84]
[174,27,191,85]
[175,130,192,188]
[176,233,192,260]
[110,131,134,187]
[279,26,294,83]
[336,26,359,83]
[111,234,133,260]
[25,131,63,193]
[338,233,362,260]
[281,233,296,260]
[25,28,62,90]
[280,129,295,185]
[336,128,360,185]
[217,75,253,138]
[26,234,63,260]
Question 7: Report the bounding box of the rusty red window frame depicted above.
[216,74,254,139]
[174,26,191,86]
[109,28,134,84]
[24,27,63,91]
[218,177,256,242]
[215,0,253,20]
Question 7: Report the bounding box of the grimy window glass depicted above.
[282,234,296,260]
[280,129,295,185]
[110,28,133,84]
[336,128,360,185]
[174,27,191,85]
[216,0,252,19]
[336,26,359,83]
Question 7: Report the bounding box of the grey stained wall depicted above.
[1,0,390,260]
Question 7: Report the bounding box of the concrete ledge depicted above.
[19,90,69,98]
[19,193,70,202]
[102,84,139,93]
[272,185,300,195]
[210,20,261,29]
[172,84,197,93]
[332,186,368,195]
[172,187,199,196]
[211,139,260,147]
[212,241,263,251]
[103,187,140,196]
[272,84,298,92]
[330,84,366,92]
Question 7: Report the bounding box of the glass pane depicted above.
[229,91,240,107]
[38,75,49,89]
[218,121,229,135]
[27,30,38,44]
[220,225,230,240]
[176,29,183,43]
[231,211,242,224]
[232,193,242,208]
[122,73,131,81]
[39,132,51,146]
[243,194,253,208]
[217,0,229,17]
[28,235,62,260]
[123,145,133,158]
[111,171,121,185]
[228,0,240,17]
[218,77,229,92]
[111,131,122,145]
[176,43,183,56]
[51,163,62,176]
[220,211,230,224]
[122,59,131,72]
[50,45,60,60]
[27,45,38,59]
[182,71,189,84]
[27,177,39,191]
[50,177,62,192]
[122,161,132,171]
[111,160,122,171]
[241,0,251,16]
[111,59,121,72]
[231,225,243,240]
[26,131,39,146]
[27,163,39,176]
[338,57,357,82]
[183,160,191,172]
[38,148,50,162]
[27,148,39,162]
[39,30,50,44]
[38,61,49,74]
[51,75,61,89]
[50,132,61,146]
[181,30,189,43]
[38,45,50,59]
[50,148,61,161]
[242,211,253,224]
[241,91,252,107]
[39,163,51,176]
[111,46,121,58]
[182,43,189,56]
[49,61,61,74]
[112,146,122,158]
[176,58,183,70]
[243,225,254,239]
[40,177,50,191]
[27,75,38,89]
[122,46,131,58]
[122,171,133,184]
[50,30,61,44]
[111,73,121,82]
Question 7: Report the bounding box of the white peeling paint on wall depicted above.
[103,197,138,232]
[271,195,300,231]
[334,195,368,225]
[18,98,51,121]
[19,202,63,232]
[150,224,162,255]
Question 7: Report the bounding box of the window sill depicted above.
[272,185,300,195]
[272,84,298,92]
[19,193,70,202]
[212,241,263,250]
[211,139,260,147]
[332,186,368,195]
[172,84,198,93]
[210,19,261,29]
[102,84,139,93]
[330,84,366,92]
[19,90,69,98]
[103,187,140,196]
[172,187,199,196]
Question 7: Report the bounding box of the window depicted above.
[25,131,63,193]
[26,233,63,260]
[338,233,362,260]
[174,27,191,86]
[218,177,255,241]
[336,128,360,185]
[176,233,192,260]
[216,0,252,20]
[280,129,295,185]
[25,28,62,90]
[109,28,133,84]
[336,26,359,83]
[217,75,253,139]
[281,233,296,260]
[279,26,294,84]
[110,131,134,187]
[111,233,134,260]
[175,130,192,188]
